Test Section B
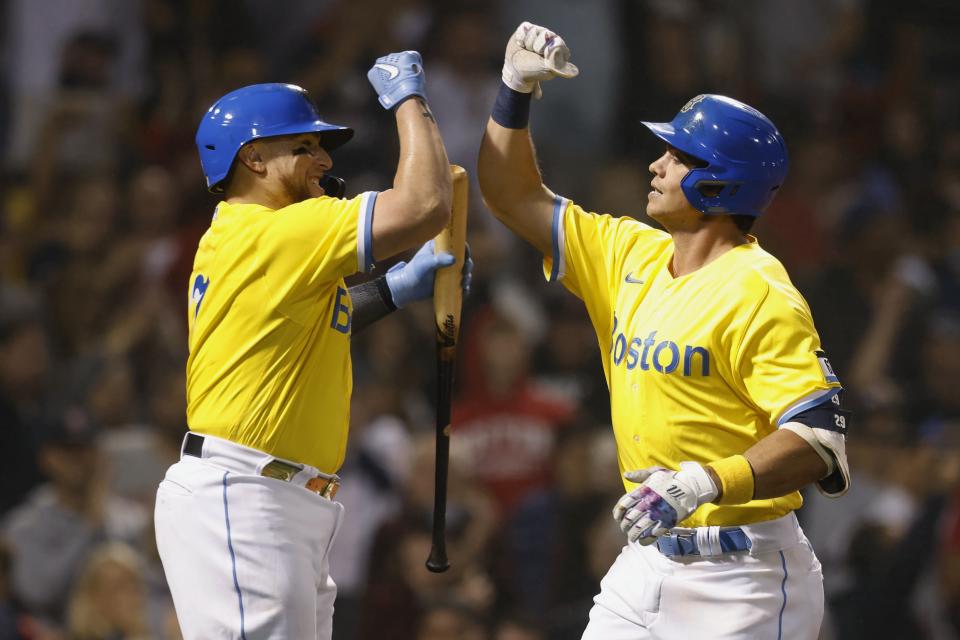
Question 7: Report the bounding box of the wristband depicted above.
[492,82,532,129]
[706,455,755,505]
[375,275,398,311]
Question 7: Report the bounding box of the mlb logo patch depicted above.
[680,94,707,113]
[815,350,839,383]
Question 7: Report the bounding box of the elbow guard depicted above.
[780,391,851,498]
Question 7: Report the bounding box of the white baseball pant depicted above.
[155,434,344,640]
[582,513,824,639]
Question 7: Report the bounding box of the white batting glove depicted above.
[502,21,579,99]
[612,462,718,545]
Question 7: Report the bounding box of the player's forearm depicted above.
[478,118,554,254]
[391,97,452,234]
[710,429,828,501]
[479,118,544,213]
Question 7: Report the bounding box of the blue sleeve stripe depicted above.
[356,191,377,273]
[549,196,568,283]
[777,387,841,426]
[222,472,248,640]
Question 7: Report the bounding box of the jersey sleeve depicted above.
[541,197,646,336]
[734,281,842,426]
[259,191,377,304]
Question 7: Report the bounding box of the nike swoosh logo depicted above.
[374,63,400,80]
[624,272,644,284]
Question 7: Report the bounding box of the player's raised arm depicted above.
[478,22,578,256]
[367,51,452,261]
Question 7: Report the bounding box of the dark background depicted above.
[1,1,959,638]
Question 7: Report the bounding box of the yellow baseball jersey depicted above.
[543,197,841,527]
[186,192,377,473]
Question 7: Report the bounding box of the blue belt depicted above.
[655,528,752,557]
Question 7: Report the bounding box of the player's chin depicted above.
[646,200,663,220]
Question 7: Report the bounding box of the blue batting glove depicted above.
[367,51,427,110]
[386,240,455,308]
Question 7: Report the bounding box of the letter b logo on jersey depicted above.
[191,275,210,319]
[330,286,351,334]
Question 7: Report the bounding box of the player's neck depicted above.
[668,225,747,278]
[225,177,294,210]
[225,190,292,210]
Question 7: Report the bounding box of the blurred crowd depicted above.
[1,0,960,638]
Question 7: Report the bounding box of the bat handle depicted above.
[426,431,451,572]
[426,351,454,573]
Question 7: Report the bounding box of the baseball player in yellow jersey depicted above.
[154,52,464,640]
[478,23,851,640]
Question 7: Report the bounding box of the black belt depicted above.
[183,431,204,457]
[183,433,340,499]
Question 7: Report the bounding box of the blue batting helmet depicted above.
[642,94,788,217]
[196,83,354,192]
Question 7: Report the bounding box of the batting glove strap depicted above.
[675,461,719,505]
[502,21,579,99]
[367,51,428,110]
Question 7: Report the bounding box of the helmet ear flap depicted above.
[695,180,728,199]
[679,168,743,215]
[679,167,717,213]
[681,165,780,218]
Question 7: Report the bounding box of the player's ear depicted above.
[236,143,267,175]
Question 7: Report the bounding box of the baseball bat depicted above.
[425,165,469,573]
